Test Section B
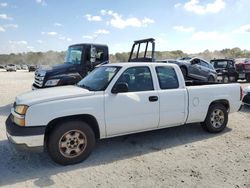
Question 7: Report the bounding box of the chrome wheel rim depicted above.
[210,109,224,128]
[59,130,87,158]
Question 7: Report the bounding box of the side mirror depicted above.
[90,46,96,63]
[112,83,128,94]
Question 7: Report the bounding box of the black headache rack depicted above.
[128,38,155,62]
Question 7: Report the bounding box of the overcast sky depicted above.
[0,0,249,54]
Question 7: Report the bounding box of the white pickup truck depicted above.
[6,63,242,165]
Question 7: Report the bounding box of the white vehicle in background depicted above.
[6,63,242,165]
[0,65,5,71]
[21,65,28,70]
[6,64,17,72]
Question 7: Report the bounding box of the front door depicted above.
[189,59,204,80]
[105,66,159,136]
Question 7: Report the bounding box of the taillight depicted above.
[240,86,243,101]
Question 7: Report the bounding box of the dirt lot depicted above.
[0,71,250,188]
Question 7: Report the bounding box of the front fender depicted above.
[24,94,106,138]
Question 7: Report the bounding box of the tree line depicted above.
[0,47,249,66]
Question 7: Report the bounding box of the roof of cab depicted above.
[69,43,108,48]
[102,62,180,68]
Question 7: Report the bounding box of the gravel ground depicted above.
[0,70,250,188]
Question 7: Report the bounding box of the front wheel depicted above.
[201,104,228,133]
[47,120,95,165]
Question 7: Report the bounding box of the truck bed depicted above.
[185,83,241,124]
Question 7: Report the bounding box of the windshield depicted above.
[77,66,121,91]
[211,61,227,68]
[65,46,83,65]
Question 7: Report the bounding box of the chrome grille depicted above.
[34,70,45,87]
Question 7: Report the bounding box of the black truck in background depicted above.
[210,59,238,83]
[33,44,109,89]
[210,58,250,83]
[32,38,154,89]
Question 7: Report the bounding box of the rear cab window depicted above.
[155,66,179,89]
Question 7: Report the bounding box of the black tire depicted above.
[208,76,215,82]
[47,120,95,165]
[180,67,187,79]
[223,75,229,83]
[247,74,250,83]
[201,104,228,133]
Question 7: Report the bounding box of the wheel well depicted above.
[209,100,230,111]
[44,114,100,147]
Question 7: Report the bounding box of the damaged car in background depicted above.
[159,57,217,82]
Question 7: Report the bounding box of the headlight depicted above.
[13,105,29,126]
[15,105,29,115]
[45,79,60,86]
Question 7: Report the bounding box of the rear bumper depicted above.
[5,115,45,150]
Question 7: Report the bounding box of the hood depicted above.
[16,85,94,106]
[38,63,77,76]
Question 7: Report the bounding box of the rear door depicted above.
[155,66,187,127]
[105,66,160,136]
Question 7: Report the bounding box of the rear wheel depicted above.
[47,120,95,165]
[201,104,228,133]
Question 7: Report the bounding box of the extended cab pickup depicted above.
[6,63,242,165]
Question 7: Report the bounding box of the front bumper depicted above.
[5,115,46,150]
[32,83,53,90]
[32,83,43,90]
